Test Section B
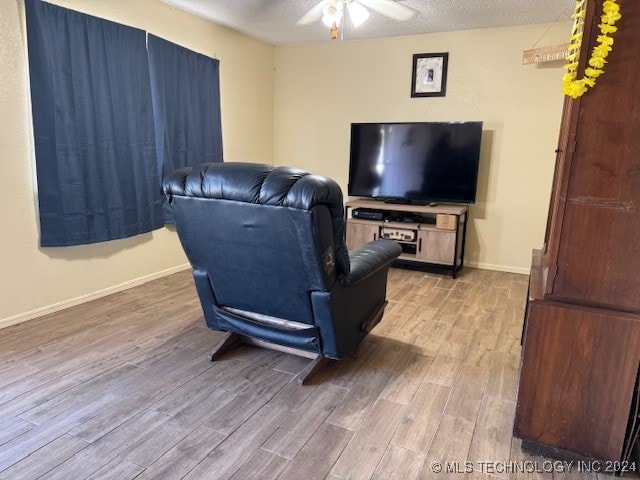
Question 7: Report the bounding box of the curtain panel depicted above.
[147,34,223,222]
[26,0,163,247]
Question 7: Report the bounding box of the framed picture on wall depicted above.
[411,52,449,97]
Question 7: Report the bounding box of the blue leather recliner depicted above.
[163,162,401,383]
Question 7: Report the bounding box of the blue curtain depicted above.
[26,0,163,247]
[147,34,223,222]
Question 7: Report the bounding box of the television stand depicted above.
[345,198,468,278]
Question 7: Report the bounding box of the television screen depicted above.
[348,122,483,203]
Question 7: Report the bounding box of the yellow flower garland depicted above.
[562,0,622,99]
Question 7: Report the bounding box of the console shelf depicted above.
[345,199,468,278]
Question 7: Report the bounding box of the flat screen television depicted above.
[348,121,483,204]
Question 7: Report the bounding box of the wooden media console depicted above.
[345,198,468,278]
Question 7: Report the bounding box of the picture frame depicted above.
[411,52,449,98]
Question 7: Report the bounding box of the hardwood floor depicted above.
[0,268,622,479]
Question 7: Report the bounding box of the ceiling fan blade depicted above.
[357,0,415,21]
[297,0,332,25]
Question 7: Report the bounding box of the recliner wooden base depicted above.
[208,301,388,385]
[208,332,332,385]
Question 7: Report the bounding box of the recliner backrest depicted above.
[164,163,350,325]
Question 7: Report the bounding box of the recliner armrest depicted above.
[342,239,402,286]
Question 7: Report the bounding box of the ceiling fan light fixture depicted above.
[322,2,343,28]
[347,1,370,27]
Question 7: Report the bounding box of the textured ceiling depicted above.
[161,0,575,45]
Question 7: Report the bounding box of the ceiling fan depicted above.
[297,0,415,40]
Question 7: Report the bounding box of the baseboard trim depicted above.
[0,263,191,330]
[465,261,530,275]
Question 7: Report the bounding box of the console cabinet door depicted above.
[346,220,379,250]
[417,229,455,264]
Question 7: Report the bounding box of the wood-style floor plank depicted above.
[0,393,119,472]
[84,458,144,480]
[419,413,477,479]
[325,366,391,431]
[391,381,450,453]
[331,398,407,480]
[372,444,426,480]
[228,449,289,480]
[0,417,34,446]
[261,382,347,459]
[0,267,626,480]
[0,434,87,480]
[467,394,516,467]
[18,364,140,425]
[181,404,290,480]
[132,426,225,480]
[277,423,353,480]
[122,387,236,467]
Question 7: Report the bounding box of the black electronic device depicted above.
[352,208,385,221]
[348,121,483,204]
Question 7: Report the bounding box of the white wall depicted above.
[0,0,274,327]
[273,23,570,273]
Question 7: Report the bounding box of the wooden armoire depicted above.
[514,0,640,463]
